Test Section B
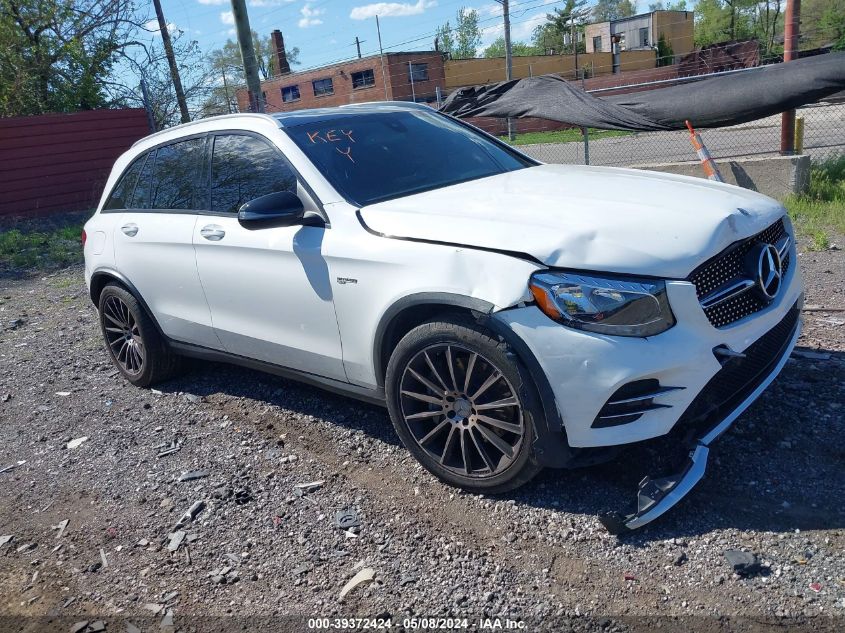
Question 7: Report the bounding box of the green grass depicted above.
[0,222,85,270]
[500,127,633,146]
[784,155,845,250]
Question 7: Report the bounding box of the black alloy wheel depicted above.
[98,283,183,387]
[398,343,526,478]
[386,317,542,493]
[102,294,145,376]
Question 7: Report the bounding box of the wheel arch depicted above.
[373,293,496,388]
[89,268,165,338]
[375,295,578,469]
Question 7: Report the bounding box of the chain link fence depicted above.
[510,75,845,169]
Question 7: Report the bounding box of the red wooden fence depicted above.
[0,109,151,217]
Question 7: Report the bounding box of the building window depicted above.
[409,63,428,82]
[282,85,301,102]
[592,36,602,52]
[639,27,649,47]
[312,78,334,97]
[351,69,375,89]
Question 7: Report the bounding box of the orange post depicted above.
[686,120,724,182]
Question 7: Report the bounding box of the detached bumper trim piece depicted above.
[600,317,801,534]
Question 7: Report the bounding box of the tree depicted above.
[107,26,218,128]
[802,0,845,50]
[482,37,539,57]
[454,8,482,59]
[648,1,687,10]
[751,0,782,58]
[0,0,141,117]
[436,8,481,59]
[201,32,299,117]
[546,0,590,53]
[435,22,454,54]
[693,0,756,47]
[656,32,674,65]
[592,0,638,22]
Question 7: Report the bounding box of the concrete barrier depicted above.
[632,154,811,199]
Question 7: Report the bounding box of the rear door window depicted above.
[210,134,297,214]
[150,138,205,210]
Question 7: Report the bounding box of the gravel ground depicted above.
[0,237,843,633]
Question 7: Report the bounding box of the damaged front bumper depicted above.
[599,307,802,534]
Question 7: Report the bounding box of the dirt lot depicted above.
[0,236,843,633]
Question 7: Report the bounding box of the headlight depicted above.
[528,271,675,337]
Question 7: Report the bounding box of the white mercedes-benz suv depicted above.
[83,103,802,532]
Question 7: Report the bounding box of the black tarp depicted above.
[439,52,845,131]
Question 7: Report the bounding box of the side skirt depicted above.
[167,339,387,407]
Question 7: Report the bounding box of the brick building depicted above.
[236,48,447,114]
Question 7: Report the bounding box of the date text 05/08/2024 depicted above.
[307,617,526,629]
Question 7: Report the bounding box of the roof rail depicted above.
[131,113,279,148]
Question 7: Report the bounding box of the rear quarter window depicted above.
[103,155,147,211]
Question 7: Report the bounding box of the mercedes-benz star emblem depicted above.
[756,243,783,301]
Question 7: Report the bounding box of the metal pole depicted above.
[139,79,157,132]
[780,0,801,154]
[501,0,515,140]
[221,70,232,114]
[376,16,389,100]
[435,86,442,107]
[572,22,579,79]
[230,0,264,113]
[152,0,190,123]
[408,61,416,102]
[795,117,805,154]
[582,127,590,165]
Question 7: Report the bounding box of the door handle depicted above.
[121,223,138,237]
[200,225,225,241]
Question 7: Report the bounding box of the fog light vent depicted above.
[592,379,684,428]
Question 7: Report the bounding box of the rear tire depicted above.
[98,283,183,387]
[386,316,543,493]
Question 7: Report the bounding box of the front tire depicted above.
[386,316,543,493]
[98,283,182,387]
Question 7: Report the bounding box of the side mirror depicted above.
[237,191,305,229]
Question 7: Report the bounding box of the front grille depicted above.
[689,218,790,328]
[677,302,799,432]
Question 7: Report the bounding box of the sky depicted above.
[147,0,586,72]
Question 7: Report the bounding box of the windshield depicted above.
[283,109,533,206]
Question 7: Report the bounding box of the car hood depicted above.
[358,164,786,278]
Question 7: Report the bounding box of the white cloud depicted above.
[478,6,549,51]
[144,19,179,35]
[220,11,235,25]
[298,3,324,28]
[197,0,227,5]
[350,0,436,21]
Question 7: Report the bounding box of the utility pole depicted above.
[152,0,189,123]
[221,70,233,114]
[376,16,389,100]
[230,0,264,113]
[355,37,364,59]
[139,79,157,132]
[408,61,416,102]
[780,0,801,154]
[497,0,515,140]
